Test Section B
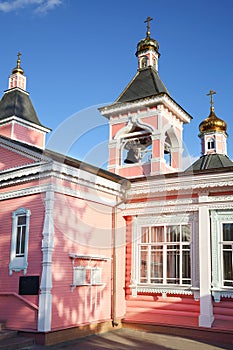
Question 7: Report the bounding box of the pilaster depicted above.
[38,190,54,332]
[198,193,214,327]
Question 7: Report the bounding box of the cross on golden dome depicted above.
[206,90,216,110]
[12,51,24,75]
[144,16,153,37]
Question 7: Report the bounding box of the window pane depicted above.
[151,226,164,242]
[16,227,21,255]
[151,247,163,283]
[167,226,180,242]
[140,247,148,282]
[21,226,26,255]
[18,215,26,225]
[141,227,149,243]
[182,225,191,242]
[167,245,180,284]
[223,224,233,241]
[182,250,191,281]
[223,250,233,284]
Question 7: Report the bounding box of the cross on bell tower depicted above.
[144,16,153,37]
[206,89,217,116]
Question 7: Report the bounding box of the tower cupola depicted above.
[199,90,228,156]
[8,52,26,90]
[136,16,160,71]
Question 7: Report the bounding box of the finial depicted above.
[144,16,153,38]
[206,89,216,112]
[17,52,21,68]
[12,51,24,75]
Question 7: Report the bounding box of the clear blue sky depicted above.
[0,0,233,169]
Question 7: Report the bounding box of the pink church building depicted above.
[0,19,233,347]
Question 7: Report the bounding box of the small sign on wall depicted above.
[19,276,40,295]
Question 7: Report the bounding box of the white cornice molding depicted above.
[100,94,191,124]
[128,171,233,198]
[0,115,50,133]
[0,161,123,201]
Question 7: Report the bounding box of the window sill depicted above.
[71,283,105,291]
[212,288,233,302]
[130,283,195,297]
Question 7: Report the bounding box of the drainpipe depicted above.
[112,179,131,327]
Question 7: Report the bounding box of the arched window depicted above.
[207,138,215,150]
[141,56,148,68]
[164,133,172,166]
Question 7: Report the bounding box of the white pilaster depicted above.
[198,195,214,327]
[38,190,54,332]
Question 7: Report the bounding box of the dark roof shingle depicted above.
[116,67,169,103]
[185,154,233,172]
[0,88,41,126]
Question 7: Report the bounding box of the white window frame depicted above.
[207,137,215,150]
[139,224,191,285]
[9,208,31,275]
[211,210,233,302]
[221,223,233,287]
[130,214,198,297]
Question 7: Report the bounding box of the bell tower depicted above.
[99,18,192,178]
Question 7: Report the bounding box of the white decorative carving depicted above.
[38,190,54,332]
[130,285,194,296]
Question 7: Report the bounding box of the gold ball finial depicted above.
[12,52,24,75]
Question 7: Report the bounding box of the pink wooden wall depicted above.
[0,146,36,171]
[0,194,45,330]
[50,191,126,330]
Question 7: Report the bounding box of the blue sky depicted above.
[0,0,233,169]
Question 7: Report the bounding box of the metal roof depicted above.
[116,67,169,103]
[185,154,233,172]
[0,88,42,126]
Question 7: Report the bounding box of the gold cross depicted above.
[17,52,22,68]
[144,16,153,37]
[206,90,216,108]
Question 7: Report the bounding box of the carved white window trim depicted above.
[131,214,198,297]
[69,254,109,290]
[211,210,233,302]
[9,208,31,275]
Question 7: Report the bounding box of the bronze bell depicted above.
[124,148,140,164]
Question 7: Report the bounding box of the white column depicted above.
[38,190,54,332]
[198,195,214,327]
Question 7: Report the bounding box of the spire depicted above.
[8,52,26,90]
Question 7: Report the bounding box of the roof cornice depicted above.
[99,93,192,123]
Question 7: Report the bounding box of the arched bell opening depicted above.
[163,128,181,168]
[121,124,152,165]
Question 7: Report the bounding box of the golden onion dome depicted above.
[12,52,24,75]
[136,36,159,57]
[199,107,227,133]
